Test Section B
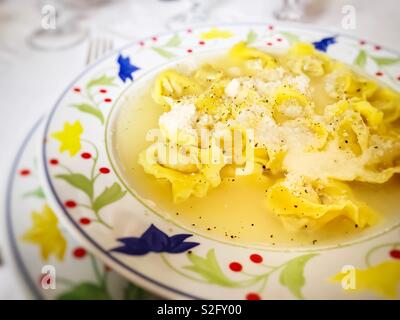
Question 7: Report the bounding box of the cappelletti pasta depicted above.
[134,41,400,235]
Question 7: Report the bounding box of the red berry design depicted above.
[268,25,274,30]
[81,152,91,159]
[99,167,110,174]
[199,40,205,45]
[246,293,261,300]
[187,49,193,53]
[187,28,193,33]
[375,71,383,77]
[359,40,366,45]
[19,169,31,176]
[104,98,112,103]
[73,87,81,93]
[65,200,77,208]
[139,41,145,46]
[276,38,282,42]
[389,249,400,259]
[229,262,243,272]
[99,89,107,94]
[250,254,263,263]
[374,45,381,51]
[39,273,51,286]
[267,42,272,46]
[397,75,400,81]
[79,217,91,225]
[73,247,87,258]
[151,36,157,42]
[49,158,59,165]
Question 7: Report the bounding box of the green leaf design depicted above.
[152,47,175,59]
[71,104,104,124]
[354,49,367,68]
[371,56,400,66]
[56,173,93,199]
[245,30,258,44]
[23,187,45,199]
[183,249,238,287]
[57,282,111,300]
[164,34,181,47]
[93,183,126,213]
[123,283,154,300]
[280,31,300,44]
[279,253,318,299]
[86,75,116,89]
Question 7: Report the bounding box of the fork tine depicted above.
[94,38,101,62]
[103,38,111,56]
[86,38,93,65]
[97,38,104,59]
[101,38,107,57]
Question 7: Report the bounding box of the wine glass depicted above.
[26,0,107,51]
[274,0,304,21]
[165,0,216,30]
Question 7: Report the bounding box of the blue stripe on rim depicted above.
[6,117,44,300]
[41,23,400,300]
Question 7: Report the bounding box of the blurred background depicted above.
[0,0,399,299]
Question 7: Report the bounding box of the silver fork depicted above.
[86,37,114,65]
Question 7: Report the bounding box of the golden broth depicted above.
[112,53,400,248]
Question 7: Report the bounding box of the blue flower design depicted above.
[117,54,139,82]
[312,36,337,52]
[111,224,200,255]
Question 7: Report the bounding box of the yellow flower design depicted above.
[22,204,67,261]
[200,27,233,40]
[51,121,83,156]
[330,261,400,299]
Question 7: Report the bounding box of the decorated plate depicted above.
[40,24,400,299]
[4,117,156,300]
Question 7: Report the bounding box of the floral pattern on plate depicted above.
[4,118,156,300]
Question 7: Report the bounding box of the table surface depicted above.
[0,0,399,299]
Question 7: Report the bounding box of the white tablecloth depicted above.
[0,0,399,299]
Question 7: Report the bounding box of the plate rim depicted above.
[39,22,400,300]
[3,116,45,300]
